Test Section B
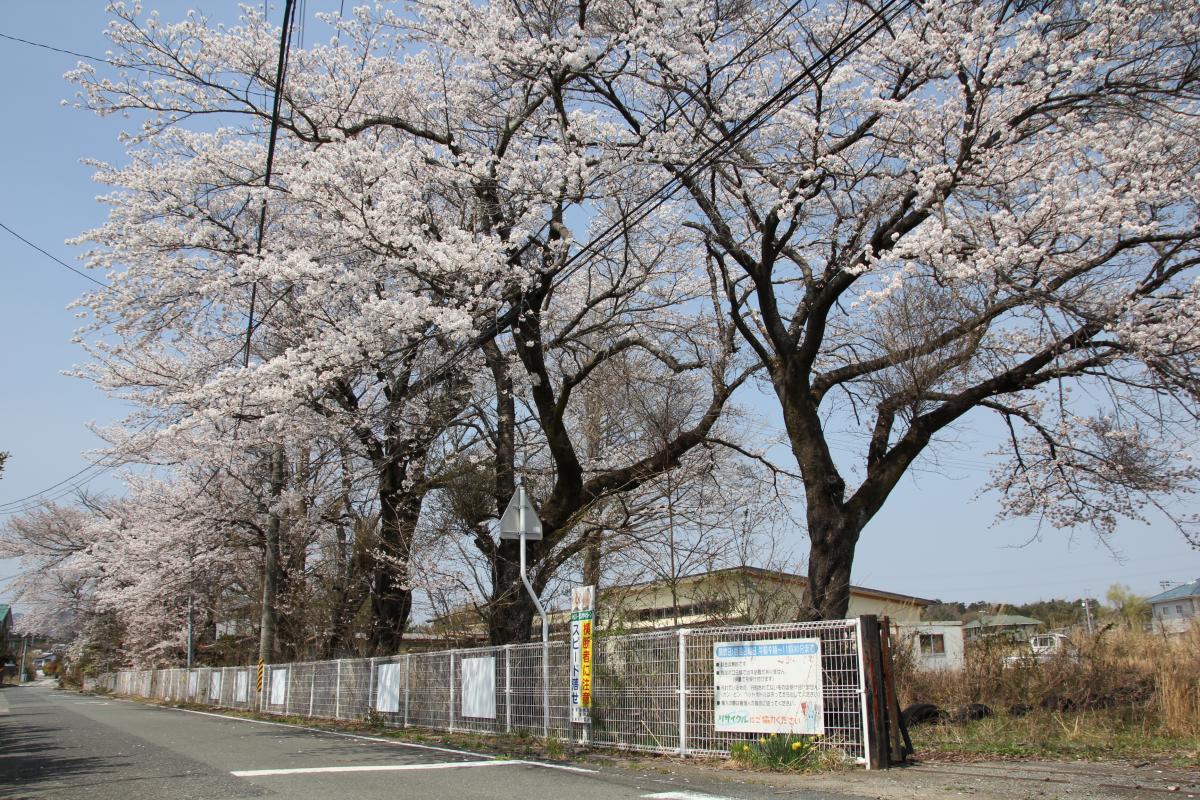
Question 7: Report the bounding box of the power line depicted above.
[243,0,299,369]
[0,221,108,288]
[0,464,111,513]
[550,0,912,282]
[0,27,273,102]
[0,30,111,65]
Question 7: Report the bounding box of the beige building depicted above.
[582,566,932,631]
[431,566,932,638]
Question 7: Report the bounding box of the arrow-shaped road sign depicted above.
[499,485,542,540]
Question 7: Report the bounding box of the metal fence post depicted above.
[678,629,688,757]
[404,653,411,728]
[367,657,377,718]
[335,659,343,720]
[308,666,316,718]
[449,651,456,733]
[504,645,513,734]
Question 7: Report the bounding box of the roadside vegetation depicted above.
[729,734,849,772]
[895,627,1200,765]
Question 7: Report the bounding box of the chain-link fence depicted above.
[91,618,871,763]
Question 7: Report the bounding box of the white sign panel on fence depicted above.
[210,671,222,701]
[713,638,824,735]
[270,667,288,706]
[187,670,199,698]
[235,670,249,702]
[460,656,496,719]
[375,662,401,713]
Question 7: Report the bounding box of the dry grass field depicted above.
[894,626,1200,764]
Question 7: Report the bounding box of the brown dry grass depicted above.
[894,625,1200,755]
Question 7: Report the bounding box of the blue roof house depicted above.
[1147,579,1200,635]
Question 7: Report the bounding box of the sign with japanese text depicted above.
[713,638,824,734]
[570,585,595,723]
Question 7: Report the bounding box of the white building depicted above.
[893,621,965,671]
[1147,578,1199,635]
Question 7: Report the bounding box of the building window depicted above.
[1178,605,1185,616]
[918,633,946,655]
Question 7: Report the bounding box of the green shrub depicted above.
[730,734,822,771]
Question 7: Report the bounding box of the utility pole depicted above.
[19,634,30,683]
[1081,598,1095,634]
[258,444,286,664]
[186,593,194,669]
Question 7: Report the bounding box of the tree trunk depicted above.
[369,465,420,653]
[487,538,539,644]
[258,444,286,663]
[803,512,860,620]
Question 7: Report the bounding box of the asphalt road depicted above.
[0,684,860,800]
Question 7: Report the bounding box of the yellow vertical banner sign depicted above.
[570,585,595,724]
[256,659,265,693]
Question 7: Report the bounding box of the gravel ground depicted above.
[595,754,1200,799]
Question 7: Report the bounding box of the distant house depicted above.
[963,613,1042,642]
[1147,579,1199,635]
[893,621,966,671]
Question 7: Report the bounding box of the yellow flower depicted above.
[791,741,803,751]
[758,737,766,744]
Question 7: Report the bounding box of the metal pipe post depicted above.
[519,532,550,739]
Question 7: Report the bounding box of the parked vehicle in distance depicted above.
[1002,632,1077,666]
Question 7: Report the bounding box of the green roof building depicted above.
[962,613,1043,642]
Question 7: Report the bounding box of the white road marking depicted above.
[641,792,739,800]
[169,706,597,775]
[0,694,8,715]
[231,758,597,778]
[232,759,510,777]
[171,707,491,759]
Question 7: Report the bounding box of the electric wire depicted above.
[0,30,114,65]
[0,221,108,288]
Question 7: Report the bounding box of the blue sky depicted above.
[1,2,1196,611]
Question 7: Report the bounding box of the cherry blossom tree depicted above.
[62,0,1199,647]
[67,1,759,648]
[595,0,1200,617]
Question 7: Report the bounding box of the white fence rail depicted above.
[91,619,869,763]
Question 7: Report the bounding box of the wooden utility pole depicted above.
[258,445,286,662]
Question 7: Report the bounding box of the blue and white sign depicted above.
[713,637,824,734]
